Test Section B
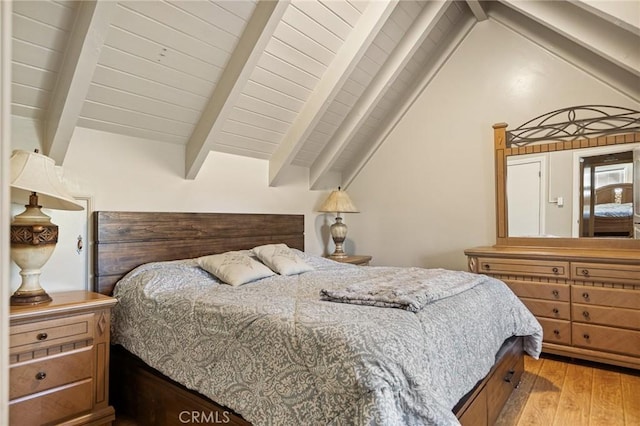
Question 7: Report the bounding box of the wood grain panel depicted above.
[621,373,640,425]
[10,347,93,400]
[94,212,305,295]
[9,379,93,425]
[590,368,624,425]
[552,363,593,425]
[517,357,567,425]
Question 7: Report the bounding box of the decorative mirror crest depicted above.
[507,105,640,147]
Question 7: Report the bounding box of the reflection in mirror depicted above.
[580,151,633,238]
[506,144,640,238]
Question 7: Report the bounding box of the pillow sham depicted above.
[252,244,314,276]
[197,251,275,286]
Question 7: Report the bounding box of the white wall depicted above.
[10,122,334,293]
[346,18,639,270]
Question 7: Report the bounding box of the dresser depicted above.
[9,291,118,425]
[465,246,640,370]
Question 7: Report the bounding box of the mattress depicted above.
[111,251,542,425]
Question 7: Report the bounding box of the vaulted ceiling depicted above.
[10,0,640,188]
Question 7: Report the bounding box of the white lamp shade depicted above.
[10,150,84,211]
[318,188,359,213]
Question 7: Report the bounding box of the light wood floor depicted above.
[496,355,640,426]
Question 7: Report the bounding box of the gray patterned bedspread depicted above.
[112,252,542,426]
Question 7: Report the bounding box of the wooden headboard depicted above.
[595,183,633,205]
[94,211,305,295]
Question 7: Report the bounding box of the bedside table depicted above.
[329,255,372,266]
[9,291,118,426]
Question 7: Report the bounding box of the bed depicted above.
[592,183,633,237]
[94,211,542,425]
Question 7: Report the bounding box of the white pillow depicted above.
[197,251,275,286]
[252,244,314,276]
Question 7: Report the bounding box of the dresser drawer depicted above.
[10,347,93,400]
[538,318,571,345]
[571,262,640,285]
[503,280,570,302]
[9,378,93,425]
[572,304,640,331]
[478,258,569,278]
[520,298,570,320]
[571,286,640,310]
[10,314,94,354]
[573,323,640,357]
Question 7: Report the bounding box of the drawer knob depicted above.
[504,369,515,383]
[582,311,590,319]
[482,264,490,270]
[581,269,589,276]
[553,329,560,336]
[583,333,590,340]
[36,332,48,341]
[582,292,589,300]
[552,267,559,274]
[552,308,559,315]
[35,372,46,381]
[552,290,559,298]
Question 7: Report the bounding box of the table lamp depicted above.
[318,187,359,258]
[9,149,84,305]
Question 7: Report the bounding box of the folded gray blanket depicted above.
[320,267,486,312]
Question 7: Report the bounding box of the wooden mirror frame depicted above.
[494,123,640,249]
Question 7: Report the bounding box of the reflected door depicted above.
[507,160,542,237]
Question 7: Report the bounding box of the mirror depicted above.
[492,108,640,249]
[506,144,639,238]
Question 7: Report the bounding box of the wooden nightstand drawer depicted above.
[572,304,640,331]
[9,378,93,425]
[538,318,571,345]
[502,279,570,302]
[10,347,93,400]
[571,286,640,310]
[520,298,570,320]
[10,313,94,354]
[573,323,640,357]
[478,258,569,278]
[571,262,640,285]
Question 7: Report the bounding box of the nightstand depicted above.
[330,255,372,266]
[9,291,118,425]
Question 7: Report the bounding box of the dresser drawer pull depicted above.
[581,269,590,276]
[552,308,559,315]
[582,292,590,301]
[552,267,559,274]
[583,333,590,340]
[36,332,48,341]
[504,369,515,383]
[582,311,590,319]
[552,290,559,298]
[553,329,560,336]
[35,372,46,381]
[482,263,490,270]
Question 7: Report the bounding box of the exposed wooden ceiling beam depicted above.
[342,14,476,189]
[185,0,289,180]
[466,0,488,21]
[501,0,640,77]
[44,0,117,164]
[308,0,451,190]
[268,0,398,187]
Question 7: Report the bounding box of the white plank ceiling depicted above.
[10,0,640,188]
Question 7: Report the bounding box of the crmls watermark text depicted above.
[179,411,231,424]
